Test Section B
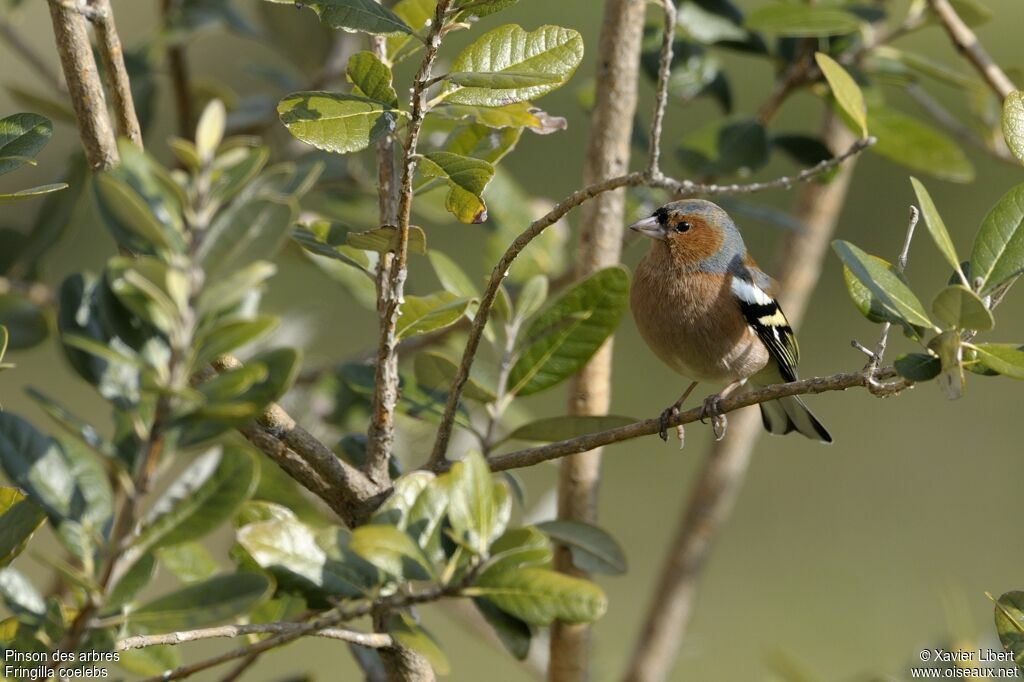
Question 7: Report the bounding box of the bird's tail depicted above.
[757,395,832,443]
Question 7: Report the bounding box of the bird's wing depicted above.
[730,272,800,382]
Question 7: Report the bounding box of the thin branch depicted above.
[0,18,66,93]
[867,206,920,373]
[46,0,118,170]
[162,0,194,138]
[469,368,908,475]
[905,83,1019,165]
[927,0,1017,99]
[645,0,675,178]
[87,0,142,146]
[426,136,874,466]
[116,622,391,651]
[365,0,454,484]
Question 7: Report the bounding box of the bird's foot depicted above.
[658,405,678,442]
[699,394,728,441]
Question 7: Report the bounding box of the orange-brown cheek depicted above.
[668,217,722,262]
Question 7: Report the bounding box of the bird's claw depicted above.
[699,395,728,441]
[658,405,679,442]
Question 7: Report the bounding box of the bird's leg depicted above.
[659,381,699,443]
[698,379,746,441]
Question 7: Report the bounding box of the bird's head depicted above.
[628,199,745,269]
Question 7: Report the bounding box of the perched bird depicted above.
[629,199,832,443]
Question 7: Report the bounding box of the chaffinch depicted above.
[629,199,832,444]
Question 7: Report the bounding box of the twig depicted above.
[116,622,391,651]
[470,368,908,475]
[548,2,648,678]
[46,0,118,170]
[426,137,874,466]
[162,0,194,138]
[867,206,919,373]
[927,0,1017,99]
[0,19,66,93]
[645,0,675,178]
[623,114,862,682]
[88,0,142,146]
[364,0,453,485]
[905,83,1017,164]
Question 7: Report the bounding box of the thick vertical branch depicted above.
[623,113,858,682]
[548,1,647,680]
[46,0,118,170]
[89,0,143,146]
[365,0,451,485]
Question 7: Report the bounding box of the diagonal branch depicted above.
[927,0,1017,99]
[117,622,391,651]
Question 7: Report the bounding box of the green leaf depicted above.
[0,183,68,205]
[415,352,496,403]
[406,477,450,561]
[446,451,508,556]
[970,182,1024,293]
[0,113,52,177]
[994,591,1024,670]
[815,52,867,138]
[237,518,376,598]
[95,174,177,252]
[507,266,629,396]
[195,99,226,162]
[971,344,1024,379]
[910,177,964,280]
[536,520,627,575]
[486,526,552,574]
[386,613,451,675]
[434,102,543,129]
[193,316,279,367]
[506,415,634,442]
[932,285,993,331]
[264,0,412,34]
[0,294,49,350]
[133,447,258,555]
[833,241,933,331]
[196,196,297,276]
[157,542,219,583]
[454,0,518,20]
[0,567,46,619]
[347,225,427,255]
[372,471,435,528]
[428,250,477,298]
[441,25,584,106]
[515,275,548,324]
[868,105,974,183]
[447,71,561,89]
[278,91,401,154]
[347,51,399,107]
[745,5,861,36]
[106,553,157,611]
[472,566,607,625]
[396,292,473,339]
[445,124,524,165]
[419,152,495,224]
[130,573,272,631]
[473,598,531,660]
[0,488,45,568]
[894,353,942,381]
[929,331,966,399]
[349,524,434,580]
[386,0,435,61]
[1003,91,1024,166]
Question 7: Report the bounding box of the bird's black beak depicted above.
[629,215,666,241]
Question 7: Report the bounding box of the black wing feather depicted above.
[736,293,800,382]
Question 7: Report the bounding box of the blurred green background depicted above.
[2,1,1024,680]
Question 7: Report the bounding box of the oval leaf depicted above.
[349,524,434,580]
[396,292,474,339]
[130,573,272,630]
[347,51,399,107]
[745,5,861,36]
[536,519,627,575]
[265,0,412,35]
[931,284,993,331]
[507,266,629,396]
[833,241,933,331]
[894,353,941,381]
[473,566,607,625]
[971,344,1024,379]
[815,52,867,137]
[910,177,964,280]
[0,113,53,177]
[0,488,46,568]
[970,182,1024,293]
[1003,91,1024,166]
[442,25,584,106]
[869,105,974,183]
[278,92,399,154]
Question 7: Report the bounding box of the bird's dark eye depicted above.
[674,220,691,233]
